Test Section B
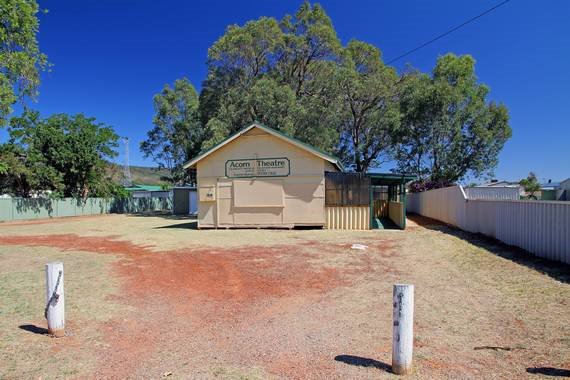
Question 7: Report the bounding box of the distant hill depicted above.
[107,163,170,186]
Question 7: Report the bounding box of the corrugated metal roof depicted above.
[540,182,561,189]
[124,184,164,191]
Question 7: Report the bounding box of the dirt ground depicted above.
[0,214,569,379]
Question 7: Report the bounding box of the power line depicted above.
[386,0,511,64]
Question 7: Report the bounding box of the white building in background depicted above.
[467,180,524,200]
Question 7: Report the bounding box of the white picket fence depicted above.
[407,186,570,264]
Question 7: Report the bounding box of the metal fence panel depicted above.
[12,198,54,220]
[407,186,570,264]
[57,198,76,217]
[0,196,172,222]
[0,198,12,220]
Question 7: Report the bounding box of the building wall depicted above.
[325,206,369,230]
[196,128,336,228]
[173,188,197,215]
[388,201,405,229]
[465,186,521,200]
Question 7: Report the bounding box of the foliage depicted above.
[334,40,400,172]
[0,1,513,196]
[395,54,511,186]
[0,110,119,197]
[150,3,511,179]
[111,184,130,200]
[0,0,48,126]
[408,178,454,193]
[200,2,342,154]
[140,78,202,185]
[519,172,540,200]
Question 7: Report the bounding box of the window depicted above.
[325,172,370,206]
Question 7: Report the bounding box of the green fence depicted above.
[0,196,172,222]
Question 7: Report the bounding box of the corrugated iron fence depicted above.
[0,196,172,222]
[407,186,570,264]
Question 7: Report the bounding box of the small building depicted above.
[183,123,413,229]
[480,180,521,188]
[559,178,570,201]
[172,187,198,215]
[464,186,521,200]
[540,178,569,201]
[478,180,524,198]
[124,184,170,198]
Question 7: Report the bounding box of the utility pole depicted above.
[122,137,133,187]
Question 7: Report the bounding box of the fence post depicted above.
[45,262,65,337]
[392,284,414,375]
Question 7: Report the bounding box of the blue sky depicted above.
[10,1,570,182]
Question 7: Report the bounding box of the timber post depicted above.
[392,284,414,375]
[45,262,65,337]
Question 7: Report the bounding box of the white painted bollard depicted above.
[392,284,414,375]
[45,262,65,337]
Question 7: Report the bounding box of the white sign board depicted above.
[225,157,290,178]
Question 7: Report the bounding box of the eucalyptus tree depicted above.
[334,40,400,172]
[200,2,343,153]
[140,78,202,184]
[396,54,511,185]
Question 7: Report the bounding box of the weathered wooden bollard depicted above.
[45,262,65,337]
[392,284,414,375]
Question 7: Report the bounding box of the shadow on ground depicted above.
[126,212,196,220]
[155,221,198,230]
[334,355,392,373]
[407,214,570,284]
[526,367,570,377]
[19,324,48,335]
[125,212,198,229]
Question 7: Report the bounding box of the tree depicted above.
[0,0,49,126]
[520,172,540,200]
[276,2,342,95]
[200,2,342,154]
[1,110,119,197]
[396,54,511,186]
[334,40,400,172]
[140,78,203,185]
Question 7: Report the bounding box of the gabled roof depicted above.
[540,182,561,190]
[480,180,521,187]
[183,123,343,171]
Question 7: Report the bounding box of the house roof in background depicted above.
[540,182,561,190]
[124,184,164,191]
[480,180,521,187]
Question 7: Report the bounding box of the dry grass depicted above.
[0,245,125,378]
[0,214,568,379]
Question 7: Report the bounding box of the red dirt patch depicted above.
[3,233,395,377]
[1,234,345,303]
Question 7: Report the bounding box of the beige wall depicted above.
[388,201,405,229]
[325,206,370,230]
[196,128,336,228]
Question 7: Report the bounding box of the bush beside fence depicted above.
[0,196,172,222]
[407,186,570,264]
